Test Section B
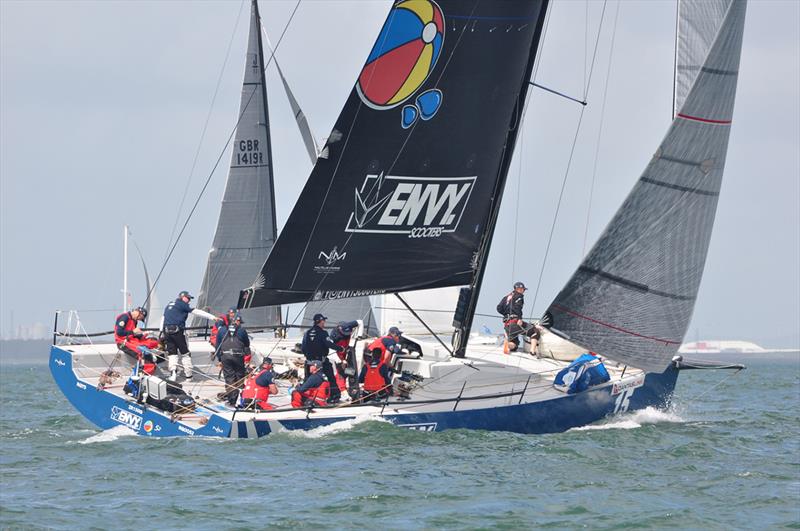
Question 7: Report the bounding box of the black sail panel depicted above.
[543,0,747,373]
[241,0,548,308]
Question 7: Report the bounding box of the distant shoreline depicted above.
[0,339,53,365]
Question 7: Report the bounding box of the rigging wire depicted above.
[582,0,621,257]
[163,0,247,261]
[529,0,610,317]
[511,126,524,282]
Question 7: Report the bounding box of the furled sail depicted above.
[196,0,281,327]
[542,0,747,373]
[674,0,733,116]
[241,0,549,309]
[268,41,320,164]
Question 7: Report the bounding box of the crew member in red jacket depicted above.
[358,350,393,400]
[291,360,330,408]
[210,307,237,348]
[241,357,279,410]
[114,307,160,374]
[114,307,159,357]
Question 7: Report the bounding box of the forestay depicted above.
[241,0,549,309]
[196,0,281,327]
[543,0,747,373]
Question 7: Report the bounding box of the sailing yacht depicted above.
[50,0,747,438]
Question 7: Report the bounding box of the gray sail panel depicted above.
[302,298,378,336]
[274,59,319,165]
[674,0,732,116]
[545,0,746,373]
[196,1,280,327]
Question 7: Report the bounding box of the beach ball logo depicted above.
[143,420,154,433]
[357,0,445,128]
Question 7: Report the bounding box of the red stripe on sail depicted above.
[676,113,732,125]
[551,304,681,346]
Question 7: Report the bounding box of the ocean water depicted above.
[1,355,798,529]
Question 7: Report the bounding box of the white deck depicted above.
[57,333,642,429]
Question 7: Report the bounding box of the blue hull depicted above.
[50,346,679,438]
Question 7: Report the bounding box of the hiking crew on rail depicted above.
[497,282,540,352]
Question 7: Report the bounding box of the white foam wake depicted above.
[79,425,137,444]
[572,407,684,431]
[287,415,389,439]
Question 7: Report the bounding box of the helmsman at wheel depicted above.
[496,282,540,352]
[162,290,216,381]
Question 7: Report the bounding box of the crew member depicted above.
[162,290,216,381]
[210,307,237,348]
[329,320,359,361]
[301,313,343,403]
[114,307,160,369]
[366,326,404,365]
[291,360,329,408]
[358,350,393,400]
[329,320,359,392]
[216,313,250,406]
[241,357,278,410]
[496,282,540,352]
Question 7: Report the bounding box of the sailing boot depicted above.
[181,353,193,380]
[168,355,180,381]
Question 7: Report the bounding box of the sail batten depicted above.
[196,0,281,327]
[544,0,747,373]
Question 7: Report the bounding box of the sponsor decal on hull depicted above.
[612,375,645,396]
[110,406,142,431]
[397,422,437,432]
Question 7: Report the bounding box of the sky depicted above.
[0,0,798,348]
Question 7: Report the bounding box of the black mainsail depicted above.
[542,0,747,372]
[196,0,281,327]
[240,0,550,345]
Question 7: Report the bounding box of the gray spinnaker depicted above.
[543,0,746,373]
[196,0,281,328]
[674,0,733,116]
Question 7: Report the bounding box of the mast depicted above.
[253,0,278,251]
[122,224,129,313]
[453,0,551,357]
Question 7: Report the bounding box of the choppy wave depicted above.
[572,407,684,431]
[285,415,390,439]
[78,425,137,444]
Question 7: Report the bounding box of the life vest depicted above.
[219,328,247,353]
[335,339,349,361]
[291,381,330,408]
[142,362,156,375]
[114,312,137,345]
[209,315,230,346]
[367,336,394,364]
[241,369,273,410]
[363,359,388,393]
